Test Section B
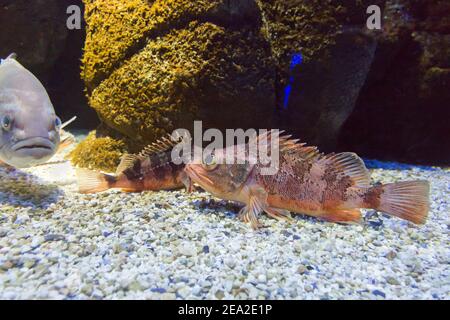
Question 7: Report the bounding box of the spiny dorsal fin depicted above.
[138,134,185,158]
[116,154,139,175]
[278,135,323,161]
[319,152,370,188]
[116,134,186,175]
[252,130,323,161]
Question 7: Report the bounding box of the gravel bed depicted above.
[0,140,448,300]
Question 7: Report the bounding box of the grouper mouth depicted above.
[12,137,55,153]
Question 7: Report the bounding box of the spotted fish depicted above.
[185,131,430,229]
[76,135,192,193]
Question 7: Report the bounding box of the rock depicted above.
[15,213,30,224]
[224,257,236,269]
[178,242,197,257]
[215,290,225,300]
[372,289,386,298]
[340,0,450,165]
[386,276,400,286]
[73,0,385,169]
[297,265,308,275]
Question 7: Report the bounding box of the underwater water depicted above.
[0,0,449,303]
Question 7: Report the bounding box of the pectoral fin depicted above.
[265,207,294,222]
[238,188,269,230]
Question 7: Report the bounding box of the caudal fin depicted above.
[76,168,115,194]
[377,181,430,224]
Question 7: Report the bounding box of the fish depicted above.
[184,131,430,229]
[76,134,192,194]
[0,53,75,168]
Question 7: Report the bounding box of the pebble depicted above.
[0,138,447,300]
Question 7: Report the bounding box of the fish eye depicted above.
[1,115,12,131]
[55,116,62,130]
[202,154,218,171]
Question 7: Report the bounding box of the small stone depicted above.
[386,277,400,286]
[386,251,397,260]
[215,290,225,300]
[304,285,313,292]
[257,274,267,283]
[15,213,30,224]
[177,286,190,298]
[225,258,236,269]
[293,242,302,253]
[81,284,93,296]
[0,261,14,271]
[372,290,386,298]
[160,293,177,300]
[178,243,196,256]
[44,234,66,242]
[297,265,308,275]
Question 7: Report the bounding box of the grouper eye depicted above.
[55,116,62,130]
[1,115,12,131]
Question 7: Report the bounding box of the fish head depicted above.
[0,57,61,168]
[185,146,254,199]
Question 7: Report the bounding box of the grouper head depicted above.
[0,54,61,168]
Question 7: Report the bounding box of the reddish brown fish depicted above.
[185,131,430,229]
[76,135,191,193]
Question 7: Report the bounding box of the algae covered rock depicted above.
[72,0,385,169]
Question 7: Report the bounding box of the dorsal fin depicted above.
[116,134,186,175]
[319,152,370,188]
[278,135,323,161]
[251,130,323,161]
[116,154,139,175]
[138,134,185,158]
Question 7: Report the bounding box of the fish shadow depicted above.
[0,167,63,209]
[192,197,243,219]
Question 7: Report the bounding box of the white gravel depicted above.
[0,137,448,300]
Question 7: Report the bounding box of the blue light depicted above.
[283,52,303,110]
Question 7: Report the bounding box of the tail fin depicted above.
[76,168,115,194]
[377,181,430,224]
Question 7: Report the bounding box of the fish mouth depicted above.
[12,137,55,153]
[185,165,214,188]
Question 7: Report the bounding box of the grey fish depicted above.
[0,53,71,168]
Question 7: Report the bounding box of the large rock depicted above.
[340,0,450,165]
[72,0,384,170]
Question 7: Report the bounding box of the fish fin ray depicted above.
[76,168,114,194]
[377,181,429,224]
[138,134,184,158]
[265,207,294,222]
[238,199,264,230]
[116,154,139,175]
[320,152,370,188]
